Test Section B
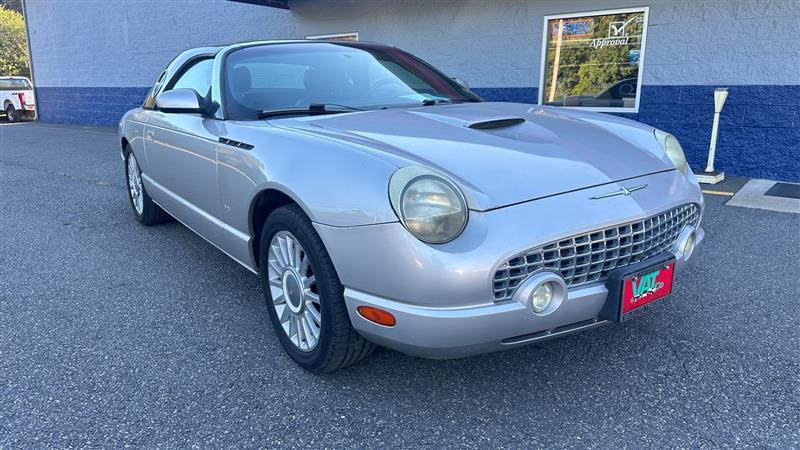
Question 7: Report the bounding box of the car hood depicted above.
[272,102,672,210]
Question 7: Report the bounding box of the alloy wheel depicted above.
[127,153,144,215]
[267,230,322,352]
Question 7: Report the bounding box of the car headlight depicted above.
[654,129,689,175]
[389,166,468,244]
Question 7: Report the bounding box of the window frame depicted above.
[537,6,649,113]
[163,57,214,95]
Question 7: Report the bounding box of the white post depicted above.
[696,87,728,184]
[705,88,728,172]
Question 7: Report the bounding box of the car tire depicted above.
[5,105,18,123]
[260,204,376,372]
[124,147,172,226]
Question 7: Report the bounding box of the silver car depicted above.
[120,40,704,372]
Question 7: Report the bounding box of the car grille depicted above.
[492,203,700,302]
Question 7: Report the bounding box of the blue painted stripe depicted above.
[35,85,799,182]
[474,85,799,182]
[36,86,149,127]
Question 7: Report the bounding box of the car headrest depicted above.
[303,68,328,93]
[303,67,350,99]
[231,66,251,93]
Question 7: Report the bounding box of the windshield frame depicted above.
[218,41,482,121]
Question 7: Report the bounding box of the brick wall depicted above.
[473,86,800,182]
[35,87,149,126]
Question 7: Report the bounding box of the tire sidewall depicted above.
[6,106,17,123]
[259,207,340,370]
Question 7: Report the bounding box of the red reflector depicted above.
[357,306,396,327]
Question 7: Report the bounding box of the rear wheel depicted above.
[260,204,376,372]
[5,105,18,123]
[124,147,172,225]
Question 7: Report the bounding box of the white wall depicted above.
[26,0,294,87]
[289,0,799,87]
[26,0,800,89]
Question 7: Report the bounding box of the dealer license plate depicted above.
[620,262,674,321]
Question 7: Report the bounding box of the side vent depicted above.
[467,117,526,130]
[219,137,254,150]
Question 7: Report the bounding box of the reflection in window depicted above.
[540,8,647,111]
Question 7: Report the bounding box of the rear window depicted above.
[0,79,32,90]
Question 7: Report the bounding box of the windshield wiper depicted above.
[421,98,453,106]
[257,103,363,119]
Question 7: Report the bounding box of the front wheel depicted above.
[260,204,376,372]
[5,105,18,123]
[124,148,171,225]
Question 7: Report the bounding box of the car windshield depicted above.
[224,42,481,120]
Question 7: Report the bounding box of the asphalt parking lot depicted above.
[1,121,799,447]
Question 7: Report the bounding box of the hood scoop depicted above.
[409,111,527,130]
[467,117,526,129]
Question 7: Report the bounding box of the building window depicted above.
[539,7,649,112]
[306,32,359,41]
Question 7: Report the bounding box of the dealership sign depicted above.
[589,15,641,48]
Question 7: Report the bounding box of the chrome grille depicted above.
[493,204,700,302]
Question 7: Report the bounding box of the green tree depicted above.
[0,5,30,78]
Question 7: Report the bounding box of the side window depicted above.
[168,59,214,96]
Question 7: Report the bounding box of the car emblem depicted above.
[590,184,647,199]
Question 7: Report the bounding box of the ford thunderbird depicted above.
[119,40,704,371]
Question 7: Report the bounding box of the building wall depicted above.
[25,0,799,181]
[26,0,294,125]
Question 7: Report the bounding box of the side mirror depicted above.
[155,88,204,114]
[452,77,470,89]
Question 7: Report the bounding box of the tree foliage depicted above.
[0,5,30,78]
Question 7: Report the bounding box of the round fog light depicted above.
[531,282,554,313]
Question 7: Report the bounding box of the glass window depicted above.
[540,7,648,112]
[306,32,359,41]
[168,58,213,96]
[0,78,32,90]
[223,42,480,120]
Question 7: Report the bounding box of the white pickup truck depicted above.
[1,76,36,122]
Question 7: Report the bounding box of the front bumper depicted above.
[315,170,705,358]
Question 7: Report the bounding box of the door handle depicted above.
[145,130,154,143]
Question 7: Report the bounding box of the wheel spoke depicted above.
[278,235,290,268]
[305,302,321,323]
[297,314,307,347]
[301,314,317,346]
[305,290,320,303]
[276,303,289,323]
[285,235,296,267]
[299,254,310,275]
[267,230,320,353]
[305,309,321,331]
[268,259,283,277]
[293,245,302,271]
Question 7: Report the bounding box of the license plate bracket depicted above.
[599,253,676,322]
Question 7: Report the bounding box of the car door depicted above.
[144,58,224,226]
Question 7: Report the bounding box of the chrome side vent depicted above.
[218,137,254,150]
[467,117,526,130]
